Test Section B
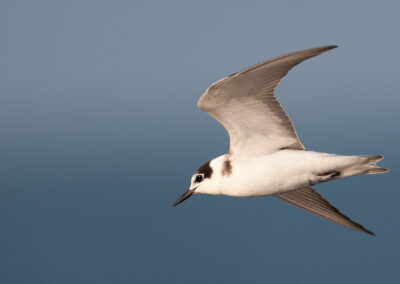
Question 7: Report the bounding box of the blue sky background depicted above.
[1,0,399,283]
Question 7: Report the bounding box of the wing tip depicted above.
[359,226,376,236]
[325,44,338,49]
[323,45,338,52]
[310,44,338,55]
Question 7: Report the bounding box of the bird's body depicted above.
[199,151,383,197]
[173,45,388,235]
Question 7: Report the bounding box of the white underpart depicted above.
[197,150,375,197]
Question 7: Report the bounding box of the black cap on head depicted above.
[196,160,213,179]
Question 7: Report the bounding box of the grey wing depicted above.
[275,187,375,235]
[198,45,337,155]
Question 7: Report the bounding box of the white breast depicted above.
[220,150,344,197]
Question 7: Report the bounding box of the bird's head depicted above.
[173,159,221,206]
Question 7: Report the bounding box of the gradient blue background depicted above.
[1,0,399,283]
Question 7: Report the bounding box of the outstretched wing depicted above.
[275,187,374,235]
[198,45,337,156]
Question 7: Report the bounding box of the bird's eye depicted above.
[195,175,203,182]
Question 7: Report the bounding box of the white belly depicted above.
[220,150,356,197]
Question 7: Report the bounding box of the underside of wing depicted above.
[198,45,337,155]
[275,187,375,235]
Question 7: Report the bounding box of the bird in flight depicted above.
[173,45,388,235]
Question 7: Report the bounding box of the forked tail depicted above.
[311,153,388,185]
[363,155,389,174]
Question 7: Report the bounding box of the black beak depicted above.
[173,190,195,206]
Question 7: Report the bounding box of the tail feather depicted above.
[364,155,389,174]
